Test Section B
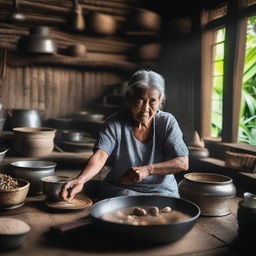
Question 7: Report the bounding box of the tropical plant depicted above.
[239,16,256,145]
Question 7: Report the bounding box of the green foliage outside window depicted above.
[211,17,256,145]
[239,16,256,145]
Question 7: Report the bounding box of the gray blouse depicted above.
[94,108,188,197]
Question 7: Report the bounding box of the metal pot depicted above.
[61,129,86,142]
[7,109,42,130]
[51,195,200,243]
[10,160,56,195]
[178,173,236,216]
[73,112,105,122]
[17,26,57,54]
[41,175,71,201]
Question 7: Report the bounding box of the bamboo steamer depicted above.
[12,127,56,157]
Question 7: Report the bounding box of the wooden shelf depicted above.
[6,51,138,71]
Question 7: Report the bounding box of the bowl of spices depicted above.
[0,173,30,210]
[0,217,30,251]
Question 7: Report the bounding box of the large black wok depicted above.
[53,195,200,244]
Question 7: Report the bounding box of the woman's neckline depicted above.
[131,117,155,144]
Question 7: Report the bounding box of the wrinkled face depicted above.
[128,88,161,124]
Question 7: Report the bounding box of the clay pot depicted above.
[178,172,236,216]
[67,43,87,57]
[12,127,56,157]
[128,9,161,32]
[88,12,117,36]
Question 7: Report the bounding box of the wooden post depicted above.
[200,8,214,138]
[222,0,247,142]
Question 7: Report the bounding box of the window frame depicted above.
[200,0,256,152]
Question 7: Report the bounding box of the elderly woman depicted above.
[60,70,189,201]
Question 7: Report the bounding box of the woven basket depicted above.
[225,151,256,173]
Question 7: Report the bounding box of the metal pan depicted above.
[52,195,200,243]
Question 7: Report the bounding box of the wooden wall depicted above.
[0,66,123,119]
[0,0,140,120]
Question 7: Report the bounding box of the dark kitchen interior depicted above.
[0,0,255,255]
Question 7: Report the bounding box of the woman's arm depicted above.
[59,149,109,201]
[120,156,188,185]
[148,156,189,175]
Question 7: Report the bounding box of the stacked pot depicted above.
[6,109,57,195]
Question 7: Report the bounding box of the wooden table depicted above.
[0,150,250,256]
[0,175,246,256]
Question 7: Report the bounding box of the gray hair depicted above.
[126,70,166,106]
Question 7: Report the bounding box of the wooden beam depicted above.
[200,8,214,138]
[222,0,247,142]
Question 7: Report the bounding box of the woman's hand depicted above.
[59,178,84,201]
[120,166,151,185]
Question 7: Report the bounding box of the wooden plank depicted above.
[82,71,90,108]
[7,52,137,71]
[8,66,16,109]
[68,70,76,116]
[30,67,38,109]
[52,69,61,117]
[59,68,68,117]
[200,9,214,138]
[38,67,46,112]
[15,67,23,109]
[76,70,83,111]
[74,70,80,113]
[23,67,31,109]
[0,62,9,108]
[45,68,53,119]
[222,0,247,142]
[196,213,238,244]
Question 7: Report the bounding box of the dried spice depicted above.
[0,173,18,190]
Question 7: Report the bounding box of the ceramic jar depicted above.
[12,127,56,157]
[178,172,236,216]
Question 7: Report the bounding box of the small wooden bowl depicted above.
[67,44,87,57]
[0,179,30,210]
